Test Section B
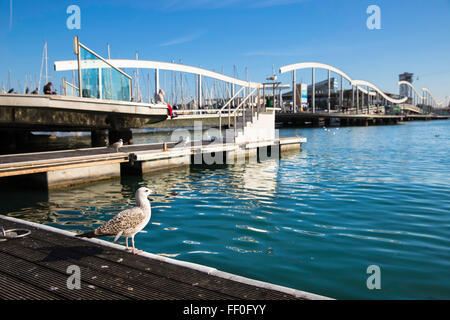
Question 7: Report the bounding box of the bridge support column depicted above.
[0,130,32,153]
[197,75,202,109]
[327,70,331,113]
[155,68,160,96]
[312,117,320,127]
[108,129,133,145]
[91,129,108,147]
[341,118,348,126]
[292,71,296,112]
[1,130,18,152]
[312,68,316,113]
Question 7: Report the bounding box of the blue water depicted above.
[2,120,449,299]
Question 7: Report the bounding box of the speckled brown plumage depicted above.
[95,207,146,236]
[76,187,153,254]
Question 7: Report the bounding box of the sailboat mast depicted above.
[171,59,174,105]
[147,73,150,103]
[180,59,183,109]
[7,70,11,90]
[45,41,48,83]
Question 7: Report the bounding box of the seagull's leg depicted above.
[131,235,142,255]
[125,237,133,252]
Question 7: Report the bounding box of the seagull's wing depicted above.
[108,142,121,150]
[96,207,146,236]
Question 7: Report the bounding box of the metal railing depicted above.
[230,88,257,139]
[62,78,80,97]
[218,87,245,136]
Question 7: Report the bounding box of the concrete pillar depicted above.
[2,130,17,152]
[292,70,296,112]
[91,129,108,147]
[312,68,315,113]
[155,68,159,97]
[352,86,355,110]
[356,86,359,114]
[328,70,331,113]
[231,83,235,107]
[109,129,133,145]
[0,130,33,153]
[197,75,202,109]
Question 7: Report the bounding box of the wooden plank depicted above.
[0,251,126,300]
[0,158,126,178]
[0,233,232,300]
[0,271,61,300]
[0,217,304,300]
[0,153,127,169]
[0,239,183,300]
[24,226,286,299]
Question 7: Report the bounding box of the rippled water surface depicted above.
[2,120,449,299]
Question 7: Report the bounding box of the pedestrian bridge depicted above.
[279,61,442,114]
[0,93,168,131]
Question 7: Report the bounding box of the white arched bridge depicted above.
[279,62,443,115]
[54,37,262,111]
[279,62,409,114]
[53,38,443,118]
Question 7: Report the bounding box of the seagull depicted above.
[109,139,123,152]
[203,133,216,143]
[76,187,154,254]
[178,135,191,146]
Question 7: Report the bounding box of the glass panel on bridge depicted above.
[79,46,131,101]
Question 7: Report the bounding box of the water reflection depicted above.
[1,121,450,299]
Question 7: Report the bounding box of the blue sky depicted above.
[1,0,449,102]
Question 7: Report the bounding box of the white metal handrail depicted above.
[232,88,257,138]
[218,87,245,135]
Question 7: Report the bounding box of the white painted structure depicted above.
[398,80,424,101]
[351,79,407,104]
[55,58,262,109]
[55,59,262,89]
[279,62,408,106]
[234,111,276,144]
[422,87,442,107]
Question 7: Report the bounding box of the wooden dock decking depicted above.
[0,215,329,300]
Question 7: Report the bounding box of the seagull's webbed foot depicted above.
[131,248,142,255]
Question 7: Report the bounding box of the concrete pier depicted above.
[276,112,448,128]
[0,94,168,132]
[0,137,306,190]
